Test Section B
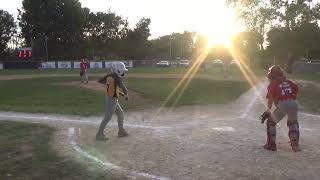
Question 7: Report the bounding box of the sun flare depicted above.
[192,1,241,48]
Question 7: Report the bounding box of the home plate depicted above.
[211,126,235,132]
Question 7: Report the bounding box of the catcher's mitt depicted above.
[259,111,271,124]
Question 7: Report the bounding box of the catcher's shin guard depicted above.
[264,119,277,151]
[287,121,300,147]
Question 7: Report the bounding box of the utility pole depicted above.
[44,35,48,62]
[169,37,172,60]
[180,38,183,58]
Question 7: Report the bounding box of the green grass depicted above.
[0,77,250,115]
[126,78,250,106]
[0,121,121,180]
[0,77,105,116]
[0,66,246,76]
[290,72,320,82]
[298,83,320,113]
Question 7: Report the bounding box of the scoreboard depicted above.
[17,47,32,59]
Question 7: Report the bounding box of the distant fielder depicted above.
[80,59,89,84]
[261,65,300,152]
[96,62,129,141]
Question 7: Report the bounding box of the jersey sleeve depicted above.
[266,82,275,99]
[114,76,128,95]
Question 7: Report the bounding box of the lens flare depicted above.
[150,49,209,121]
[228,47,267,107]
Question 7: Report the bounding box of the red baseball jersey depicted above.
[266,78,299,103]
[80,62,88,71]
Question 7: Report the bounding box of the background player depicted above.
[80,59,89,83]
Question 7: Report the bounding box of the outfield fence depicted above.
[0,60,135,70]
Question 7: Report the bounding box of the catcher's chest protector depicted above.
[106,76,120,98]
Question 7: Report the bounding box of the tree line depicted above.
[228,0,320,71]
[1,0,320,70]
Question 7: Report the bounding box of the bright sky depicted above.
[2,0,242,44]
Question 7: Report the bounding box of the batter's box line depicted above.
[67,127,170,180]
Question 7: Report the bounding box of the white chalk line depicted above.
[0,112,252,131]
[241,95,258,118]
[240,82,266,118]
[211,126,235,132]
[0,113,171,130]
[68,127,170,180]
[300,112,320,119]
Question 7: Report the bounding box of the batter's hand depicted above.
[124,94,129,101]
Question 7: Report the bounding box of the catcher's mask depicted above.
[267,65,284,80]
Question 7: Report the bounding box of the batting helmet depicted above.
[267,65,284,80]
[111,62,128,77]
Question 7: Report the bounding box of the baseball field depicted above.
[0,67,320,180]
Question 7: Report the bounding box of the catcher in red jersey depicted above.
[262,65,300,152]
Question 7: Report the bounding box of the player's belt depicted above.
[278,98,295,102]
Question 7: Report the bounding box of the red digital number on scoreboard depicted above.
[17,47,32,59]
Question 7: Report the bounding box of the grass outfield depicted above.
[0,77,104,115]
[0,66,248,76]
[0,121,122,180]
[2,66,318,82]
[298,83,320,113]
[0,77,250,115]
[291,72,320,82]
[127,78,250,106]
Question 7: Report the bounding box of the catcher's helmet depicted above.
[111,62,128,77]
[267,65,284,80]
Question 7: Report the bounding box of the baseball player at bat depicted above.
[261,65,300,152]
[96,62,129,141]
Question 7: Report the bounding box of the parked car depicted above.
[178,60,190,67]
[203,59,223,69]
[230,60,240,66]
[156,61,170,67]
[212,59,224,65]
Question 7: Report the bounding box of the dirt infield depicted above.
[1,81,320,179]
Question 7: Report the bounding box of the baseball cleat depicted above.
[96,134,108,141]
[263,144,277,151]
[118,128,129,137]
[291,145,301,152]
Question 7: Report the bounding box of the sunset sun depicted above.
[192,1,240,48]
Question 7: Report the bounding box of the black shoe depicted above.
[291,145,301,152]
[263,143,277,151]
[118,128,129,137]
[96,134,108,141]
